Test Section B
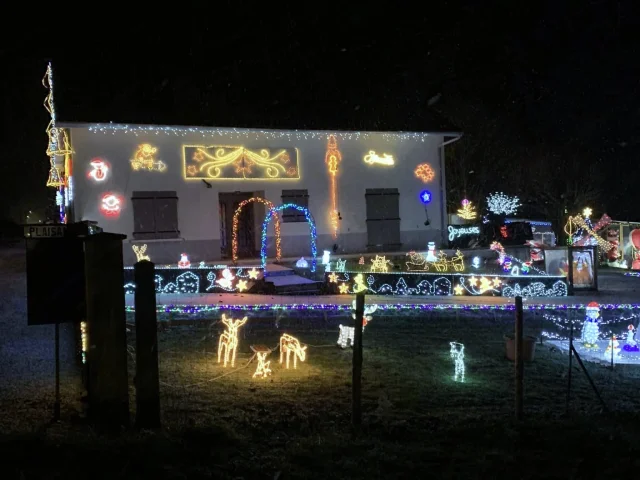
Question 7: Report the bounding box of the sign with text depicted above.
[448,224,481,248]
[24,225,66,238]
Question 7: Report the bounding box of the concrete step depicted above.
[267,274,324,295]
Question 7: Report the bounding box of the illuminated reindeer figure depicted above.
[280,334,307,369]
[337,301,378,348]
[217,314,248,367]
[132,244,150,262]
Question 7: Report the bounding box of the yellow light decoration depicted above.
[132,244,150,262]
[325,135,342,239]
[454,285,464,295]
[232,197,281,263]
[363,150,395,166]
[583,207,593,219]
[338,283,350,294]
[217,314,248,368]
[80,321,88,364]
[237,279,248,292]
[130,144,166,172]
[570,215,614,252]
[251,346,273,378]
[183,145,299,179]
[405,250,465,272]
[414,163,435,183]
[457,199,477,220]
[352,273,368,293]
[248,268,260,280]
[328,272,339,283]
[370,255,391,273]
[280,334,307,369]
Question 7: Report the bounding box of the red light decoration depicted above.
[100,193,122,217]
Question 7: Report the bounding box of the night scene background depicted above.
[2,2,640,479]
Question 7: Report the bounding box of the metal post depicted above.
[54,321,60,421]
[352,293,365,430]
[566,318,573,415]
[515,296,524,421]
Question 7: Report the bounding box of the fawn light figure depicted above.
[450,342,465,382]
[280,334,307,369]
[218,314,248,367]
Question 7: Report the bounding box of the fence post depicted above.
[515,296,524,421]
[566,315,574,415]
[352,293,365,430]
[134,260,161,429]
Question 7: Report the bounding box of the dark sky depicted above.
[2,1,639,222]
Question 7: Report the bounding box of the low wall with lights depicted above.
[324,271,569,297]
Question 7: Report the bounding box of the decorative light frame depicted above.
[232,197,282,263]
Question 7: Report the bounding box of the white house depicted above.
[61,122,461,265]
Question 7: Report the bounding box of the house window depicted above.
[131,191,180,240]
[281,189,309,223]
[365,188,401,250]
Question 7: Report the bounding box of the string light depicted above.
[414,163,435,183]
[130,144,166,172]
[132,244,150,262]
[261,204,317,272]
[87,123,435,142]
[457,199,477,220]
[183,145,299,179]
[125,302,640,316]
[232,197,281,263]
[405,250,465,272]
[450,342,465,382]
[335,259,346,272]
[569,214,614,252]
[363,151,395,166]
[217,314,248,368]
[279,334,307,369]
[80,321,88,364]
[486,192,520,215]
[448,225,479,242]
[325,135,342,239]
[370,255,392,273]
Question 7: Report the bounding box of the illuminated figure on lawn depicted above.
[603,336,621,361]
[218,314,248,367]
[450,342,465,382]
[581,302,601,348]
[623,324,639,352]
[337,301,377,348]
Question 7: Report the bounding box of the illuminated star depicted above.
[468,276,478,286]
[583,207,592,218]
[338,283,350,294]
[236,280,248,292]
[421,191,431,203]
[328,272,339,283]
[454,285,464,295]
[248,268,260,280]
[492,277,502,287]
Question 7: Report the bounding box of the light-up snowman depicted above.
[178,253,191,268]
[580,301,600,348]
[426,242,437,262]
[321,250,331,265]
[603,336,621,361]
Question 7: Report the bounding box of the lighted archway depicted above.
[261,204,317,273]
[232,197,282,263]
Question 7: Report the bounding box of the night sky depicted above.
[2,2,638,224]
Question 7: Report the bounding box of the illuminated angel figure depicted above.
[218,314,248,367]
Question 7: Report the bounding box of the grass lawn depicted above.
[2,311,640,478]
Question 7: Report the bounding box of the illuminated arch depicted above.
[232,197,282,263]
[261,204,317,273]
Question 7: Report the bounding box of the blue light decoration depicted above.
[261,203,317,273]
[123,265,264,294]
[419,189,432,205]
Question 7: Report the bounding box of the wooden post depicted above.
[134,260,161,429]
[84,233,130,430]
[515,296,524,421]
[352,293,365,430]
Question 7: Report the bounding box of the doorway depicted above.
[219,191,255,259]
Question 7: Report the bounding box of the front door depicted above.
[219,192,255,259]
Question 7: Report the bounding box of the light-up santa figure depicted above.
[580,301,601,348]
[623,324,639,352]
[178,253,191,268]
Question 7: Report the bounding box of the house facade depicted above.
[62,123,460,265]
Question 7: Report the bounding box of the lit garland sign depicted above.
[419,190,433,205]
[363,150,395,166]
[183,145,299,179]
[448,225,480,242]
[325,271,568,297]
[123,265,264,294]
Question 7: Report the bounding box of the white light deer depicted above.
[217,314,248,367]
[337,301,378,348]
[132,244,150,262]
[280,334,307,369]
